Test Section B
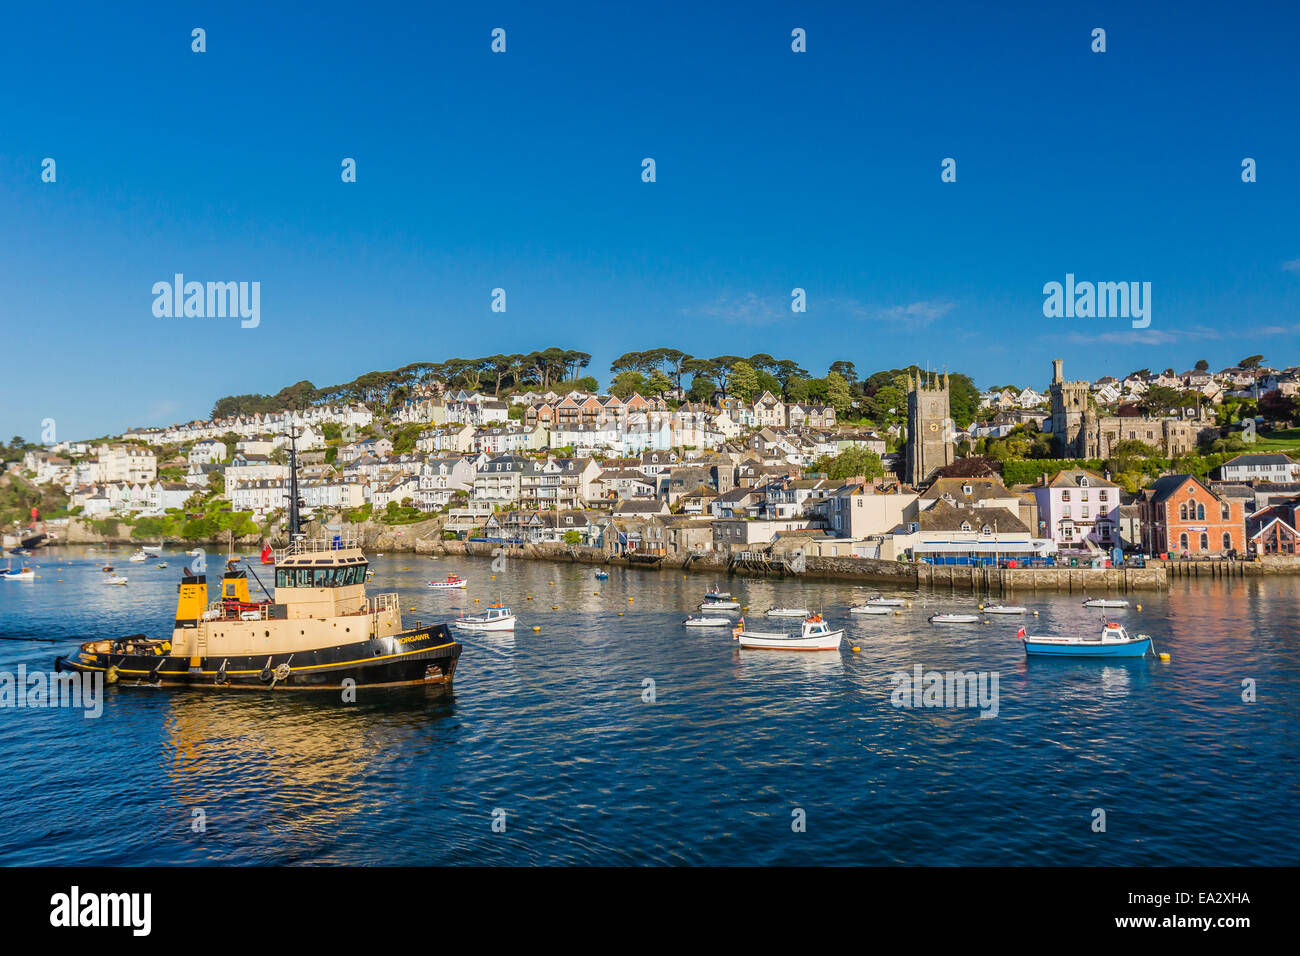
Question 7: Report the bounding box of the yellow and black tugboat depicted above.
[56,431,461,690]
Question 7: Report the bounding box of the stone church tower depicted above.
[905,369,955,486]
[1048,358,1099,458]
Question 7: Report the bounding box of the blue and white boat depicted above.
[594,570,609,580]
[1020,622,1152,658]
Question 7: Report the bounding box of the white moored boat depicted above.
[1021,622,1153,658]
[765,606,811,618]
[140,545,163,555]
[736,614,844,651]
[103,576,129,586]
[452,604,515,631]
[930,613,980,624]
[128,550,148,563]
[1082,598,1129,608]
[849,604,891,615]
[862,596,907,607]
[4,567,35,581]
[683,615,732,628]
[428,574,468,590]
[703,584,732,601]
[980,603,1028,615]
[699,600,740,610]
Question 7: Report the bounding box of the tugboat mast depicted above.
[285,426,304,546]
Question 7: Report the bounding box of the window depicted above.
[1099,491,1108,501]
[1196,504,1205,521]
[1200,532,1209,551]
[1062,490,1071,501]
[1180,504,1188,520]
[1221,503,1231,521]
[1080,477,1089,487]
[1179,533,1189,550]
[1223,532,1232,551]
[960,521,972,532]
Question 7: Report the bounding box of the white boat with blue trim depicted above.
[1020,622,1152,658]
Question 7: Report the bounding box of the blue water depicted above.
[1,546,1296,865]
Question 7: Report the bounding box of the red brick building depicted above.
[1139,474,1246,556]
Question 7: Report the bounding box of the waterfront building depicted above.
[1211,453,1299,484]
[1030,468,1121,552]
[1139,474,1247,556]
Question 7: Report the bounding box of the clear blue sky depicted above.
[2,0,1297,440]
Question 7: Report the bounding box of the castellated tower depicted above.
[1048,358,1098,458]
[905,369,955,486]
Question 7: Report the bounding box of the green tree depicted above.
[825,371,852,414]
[729,361,760,402]
[610,371,648,399]
[810,447,884,481]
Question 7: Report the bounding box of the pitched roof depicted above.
[917,499,1028,533]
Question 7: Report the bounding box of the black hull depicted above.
[56,625,461,691]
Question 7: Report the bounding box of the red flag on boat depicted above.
[1015,626,1026,639]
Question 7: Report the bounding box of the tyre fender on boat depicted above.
[105,664,120,685]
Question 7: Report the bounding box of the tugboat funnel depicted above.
[176,574,208,626]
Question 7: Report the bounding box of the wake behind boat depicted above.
[1020,622,1152,658]
[736,614,843,651]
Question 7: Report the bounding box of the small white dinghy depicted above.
[452,604,515,631]
[930,613,979,624]
[862,596,908,607]
[140,545,163,555]
[736,614,843,651]
[128,550,148,563]
[1082,598,1129,608]
[766,606,811,618]
[699,600,740,610]
[103,576,129,586]
[703,584,732,601]
[428,574,468,590]
[980,603,1028,615]
[849,604,891,615]
[4,567,35,581]
[683,615,732,628]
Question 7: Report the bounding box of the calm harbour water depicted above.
[1,545,1296,866]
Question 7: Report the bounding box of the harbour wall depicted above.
[408,539,1166,593]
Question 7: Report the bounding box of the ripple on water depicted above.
[0,549,1296,865]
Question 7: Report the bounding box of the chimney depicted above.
[1052,359,1064,384]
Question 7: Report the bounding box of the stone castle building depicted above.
[906,369,954,486]
[1047,358,1216,459]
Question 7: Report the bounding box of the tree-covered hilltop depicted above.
[210,347,594,419]
[207,346,980,428]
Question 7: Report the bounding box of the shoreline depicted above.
[43,518,1296,592]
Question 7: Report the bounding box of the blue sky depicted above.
[2,0,1297,440]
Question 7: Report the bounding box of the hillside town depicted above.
[7,351,1300,566]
